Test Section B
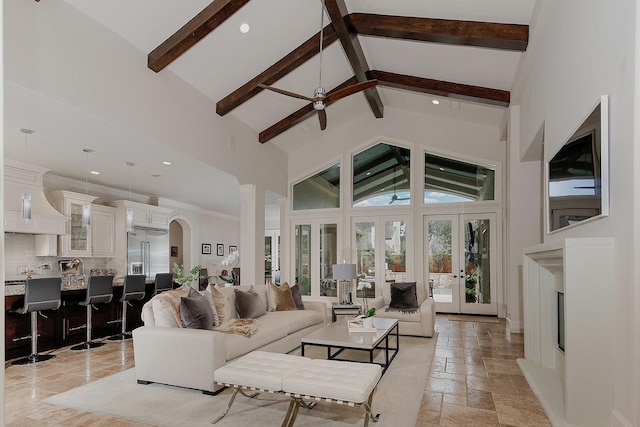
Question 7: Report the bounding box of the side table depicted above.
[331,302,362,322]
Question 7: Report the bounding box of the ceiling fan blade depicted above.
[317,109,327,130]
[258,84,314,102]
[324,80,378,104]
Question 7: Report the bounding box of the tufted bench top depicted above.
[214,350,311,392]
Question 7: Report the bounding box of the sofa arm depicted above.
[419,297,436,337]
[369,296,385,311]
[133,326,227,393]
[303,300,328,325]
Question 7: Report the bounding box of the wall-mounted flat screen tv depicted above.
[547,95,609,232]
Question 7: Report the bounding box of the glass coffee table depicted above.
[301,317,399,374]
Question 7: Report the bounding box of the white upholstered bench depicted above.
[213,350,382,426]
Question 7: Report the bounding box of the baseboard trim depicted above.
[507,317,523,333]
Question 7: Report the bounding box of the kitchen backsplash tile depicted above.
[4,234,109,281]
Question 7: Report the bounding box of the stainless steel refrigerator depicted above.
[127,227,170,278]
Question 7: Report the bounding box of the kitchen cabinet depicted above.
[91,205,116,257]
[108,200,172,230]
[49,190,116,257]
[50,190,97,257]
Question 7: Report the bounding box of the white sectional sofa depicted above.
[369,282,436,337]
[133,284,327,394]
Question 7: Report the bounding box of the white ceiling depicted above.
[4,0,535,216]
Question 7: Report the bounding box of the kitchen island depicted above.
[4,277,158,361]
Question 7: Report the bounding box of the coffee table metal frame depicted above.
[301,317,399,374]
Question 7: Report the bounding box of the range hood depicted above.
[4,160,67,234]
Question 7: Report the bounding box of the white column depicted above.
[239,184,265,286]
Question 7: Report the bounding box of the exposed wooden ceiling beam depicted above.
[148,0,251,73]
[323,0,383,118]
[259,77,358,144]
[346,14,528,51]
[367,70,510,107]
[217,25,338,116]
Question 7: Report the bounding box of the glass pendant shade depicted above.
[21,193,32,221]
[125,207,134,232]
[82,203,91,228]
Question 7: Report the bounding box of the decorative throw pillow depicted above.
[210,285,229,324]
[198,285,219,326]
[180,287,217,330]
[290,283,305,310]
[389,282,418,310]
[153,287,190,328]
[267,281,297,311]
[151,298,180,328]
[234,287,267,319]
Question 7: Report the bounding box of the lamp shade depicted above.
[332,264,357,280]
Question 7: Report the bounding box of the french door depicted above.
[425,213,497,315]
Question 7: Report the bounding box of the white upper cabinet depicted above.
[91,204,116,257]
[110,200,172,230]
[49,190,116,257]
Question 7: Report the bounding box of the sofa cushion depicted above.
[389,282,418,310]
[151,287,191,328]
[210,285,232,324]
[235,287,267,319]
[290,283,305,310]
[266,310,324,334]
[267,282,297,311]
[180,287,218,329]
[224,319,288,360]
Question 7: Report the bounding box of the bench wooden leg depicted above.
[282,398,301,427]
[363,388,381,426]
[211,388,239,424]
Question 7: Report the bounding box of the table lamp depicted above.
[332,263,357,304]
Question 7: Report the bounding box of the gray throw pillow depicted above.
[389,282,418,310]
[180,287,215,330]
[234,287,267,319]
[290,283,305,310]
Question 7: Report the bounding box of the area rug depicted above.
[448,314,500,323]
[44,334,436,427]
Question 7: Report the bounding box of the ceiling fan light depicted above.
[313,101,325,111]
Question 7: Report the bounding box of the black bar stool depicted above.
[70,275,114,350]
[153,272,174,295]
[108,274,146,340]
[198,268,209,291]
[10,277,62,365]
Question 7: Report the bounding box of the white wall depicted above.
[512,0,638,424]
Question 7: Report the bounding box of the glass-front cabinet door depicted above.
[50,190,95,257]
[425,213,497,315]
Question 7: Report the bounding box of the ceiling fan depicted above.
[258,1,378,131]
[389,166,409,204]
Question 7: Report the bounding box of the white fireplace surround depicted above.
[518,238,614,427]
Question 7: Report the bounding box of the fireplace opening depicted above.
[557,291,565,353]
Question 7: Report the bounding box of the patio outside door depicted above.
[425,213,497,315]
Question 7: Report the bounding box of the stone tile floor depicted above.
[417,314,551,426]
[4,314,551,426]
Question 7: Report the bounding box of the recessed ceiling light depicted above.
[90,170,100,175]
[239,23,250,33]
[366,172,371,176]
[432,99,440,105]
[162,161,172,166]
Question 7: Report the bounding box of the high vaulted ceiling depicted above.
[64,0,534,147]
[4,0,535,215]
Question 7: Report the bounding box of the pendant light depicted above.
[82,148,93,228]
[20,128,34,222]
[125,162,135,232]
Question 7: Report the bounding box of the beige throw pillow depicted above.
[267,281,297,311]
[210,285,230,324]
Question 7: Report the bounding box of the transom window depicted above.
[424,153,495,203]
[353,143,411,207]
[292,164,340,210]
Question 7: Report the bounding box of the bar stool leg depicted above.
[109,301,132,340]
[12,311,56,365]
[71,304,106,350]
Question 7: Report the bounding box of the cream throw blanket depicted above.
[213,318,260,337]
